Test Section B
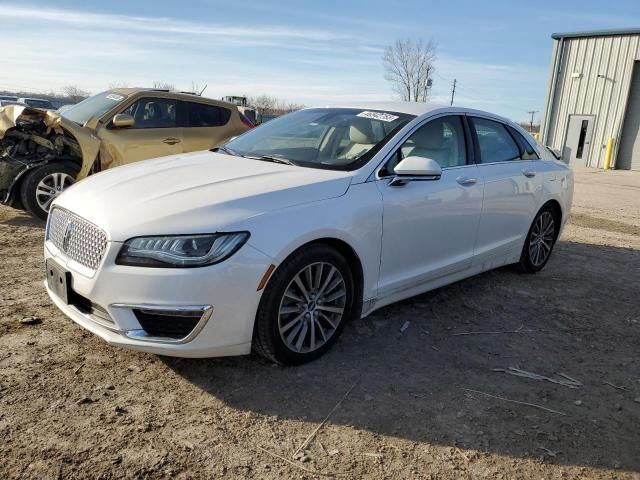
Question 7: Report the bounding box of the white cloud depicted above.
[0,4,547,120]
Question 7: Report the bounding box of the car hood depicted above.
[53,151,353,241]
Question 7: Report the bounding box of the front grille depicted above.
[47,208,107,271]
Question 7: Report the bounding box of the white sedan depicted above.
[44,103,573,364]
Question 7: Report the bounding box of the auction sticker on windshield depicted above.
[357,111,399,122]
[106,94,125,101]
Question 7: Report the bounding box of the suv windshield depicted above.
[60,91,128,125]
[223,108,414,170]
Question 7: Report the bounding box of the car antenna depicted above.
[199,84,208,96]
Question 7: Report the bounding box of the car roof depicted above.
[108,88,237,107]
[315,101,513,123]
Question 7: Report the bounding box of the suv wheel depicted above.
[20,163,77,220]
[253,244,355,365]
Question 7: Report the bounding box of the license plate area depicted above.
[46,259,71,304]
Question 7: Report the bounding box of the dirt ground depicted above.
[1,167,639,479]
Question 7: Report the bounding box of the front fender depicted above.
[229,182,384,303]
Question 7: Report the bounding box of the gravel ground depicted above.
[1,167,639,479]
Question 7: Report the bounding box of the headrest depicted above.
[349,118,376,144]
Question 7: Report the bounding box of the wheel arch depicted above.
[270,237,365,321]
[540,199,563,240]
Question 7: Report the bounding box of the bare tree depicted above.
[61,85,90,103]
[383,38,436,102]
[247,95,304,116]
[152,80,176,91]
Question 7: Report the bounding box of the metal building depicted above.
[541,28,640,170]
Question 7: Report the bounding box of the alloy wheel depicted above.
[278,262,346,354]
[528,211,555,267]
[35,172,75,212]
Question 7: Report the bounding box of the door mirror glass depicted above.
[394,156,442,177]
[112,113,135,128]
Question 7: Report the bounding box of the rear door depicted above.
[469,116,543,267]
[181,101,236,151]
[99,96,182,166]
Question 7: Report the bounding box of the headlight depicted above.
[116,232,250,268]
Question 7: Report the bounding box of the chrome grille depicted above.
[47,208,108,270]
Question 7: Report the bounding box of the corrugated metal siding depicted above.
[617,62,640,170]
[541,34,640,168]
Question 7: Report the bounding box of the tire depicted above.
[20,162,78,220]
[253,244,355,365]
[518,205,559,273]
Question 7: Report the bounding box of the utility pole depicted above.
[527,110,539,133]
[450,79,457,106]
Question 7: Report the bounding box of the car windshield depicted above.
[223,108,414,170]
[60,91,128,125]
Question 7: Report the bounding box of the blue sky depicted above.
[2,0,639,122]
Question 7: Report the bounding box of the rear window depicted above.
[507,126,540,160]
[186,102,231,127]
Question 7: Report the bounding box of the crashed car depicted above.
[0,88,252,219]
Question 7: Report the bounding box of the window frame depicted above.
[467,116,524,164]
[506,125,540,160]
[377,114,474,178]
[114,96,180,130]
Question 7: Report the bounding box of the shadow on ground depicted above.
[164,241,640,472]
[0,210,44,228]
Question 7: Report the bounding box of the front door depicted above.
[99,96,183,168]
[376,115,483,299]
[564,115,595,166]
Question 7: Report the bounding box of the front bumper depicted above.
[44,239,273,358]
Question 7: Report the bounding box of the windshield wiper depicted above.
[213,146,240,156]
[243,153,296,166]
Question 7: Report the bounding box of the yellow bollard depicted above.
[604,138,615,170]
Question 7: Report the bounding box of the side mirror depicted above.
[393,156,442,177]
[112,113,134,128]
[546,146,562,161]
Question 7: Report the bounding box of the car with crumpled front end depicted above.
[0,88,251,219]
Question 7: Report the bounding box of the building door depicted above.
[564,115,595,166]
[617,61,640,171]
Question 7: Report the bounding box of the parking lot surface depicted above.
[1,167,639,479]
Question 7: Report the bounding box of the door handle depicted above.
[456,176,477,187]
[522,169,536,178]
[163,138,181,145]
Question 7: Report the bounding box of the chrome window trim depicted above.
[110,303,213,344]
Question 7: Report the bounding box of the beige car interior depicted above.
[387,116,465,172]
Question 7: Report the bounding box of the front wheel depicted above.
[20,163,77,220]
[518,206,558,273]
[253,244,355,365]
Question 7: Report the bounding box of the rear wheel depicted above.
[253,244,355,365]
[518,205,558,273]
[20,163,77,220]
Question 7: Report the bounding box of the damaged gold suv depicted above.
[0,88,253,219]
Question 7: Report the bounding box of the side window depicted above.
[471,117,521,163]
[121,98,177,129]
[507,126,540,160]
[393,115,467,171]
[186,102,231,127]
